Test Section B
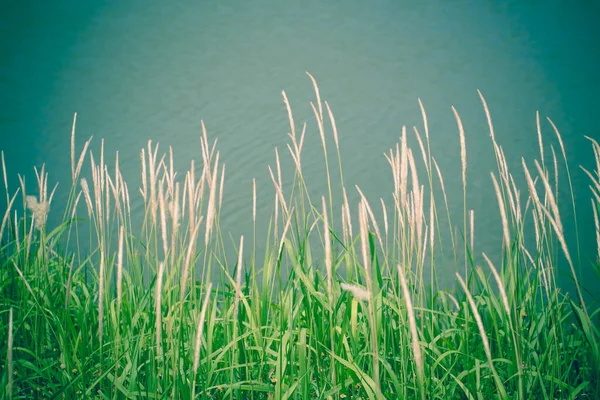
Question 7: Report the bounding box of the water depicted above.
[1,0,599,292]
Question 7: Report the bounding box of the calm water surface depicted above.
[1,0,599,291]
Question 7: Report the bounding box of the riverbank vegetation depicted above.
[1,75,599,399]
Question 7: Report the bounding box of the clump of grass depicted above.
[1,74,599,399]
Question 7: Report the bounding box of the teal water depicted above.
[1,1,599,291]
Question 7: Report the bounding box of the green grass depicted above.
[1,74,599,399]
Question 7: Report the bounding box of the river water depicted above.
[1,0,599,292]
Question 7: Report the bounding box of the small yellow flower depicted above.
[341,394,347,399]
[271,377,277,383]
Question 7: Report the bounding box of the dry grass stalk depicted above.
[277,208,294,258]
[429,192,435,252]
[397,264,424,400]
[456,273,507,398]
[491,173,510,251]
[0,190,19,240]
[252,178,257,223]
[180,218,202,302]
[155,262,166,357]
[358,200,381,397]
[380,198,388,240]
[469,209,475,252]
[7,307,13,399]
[325,102,340,153]
[193,282,213,374]
[98,248,105,347]
[322,197,333,304]
[482,254,510,314]
[218,164,226,211]
[117,225,124,313]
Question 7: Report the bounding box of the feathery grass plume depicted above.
[218,164,225,211]
[536,111,545,166]
[117,225,124,313]
[2,152,9,207]
[204,152,219,246]
[169,182,180,266]
[281,90,296,141]
[355,185,383,251]
[158,179,168,257]
[155,261,165,359]
[551,146,559,198]
[234,236,244,320]
[193,282,213,374]
[140,148,147,201]
[397,264,424,400]
[380,198,388,240]
[26,196,49,232]
[452,106,467,190]
[456,273,508,399]
[491,173,510,251]
[147,141,160,223]
[325,102,342,176]
[268,165,289,216]
[306,71,323,121]
[275,148,283,198]
[342,186,353,239]
[180,219,202,302]
[412,126,430,173]
[400,126,408,207]
[547,116,582,266]
[384,143,400,195]
[408,149,423,251]
[7,307,13,399]
[534,159,562,232]
[340,283,370,301]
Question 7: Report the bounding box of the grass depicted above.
[1,73,600,399]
